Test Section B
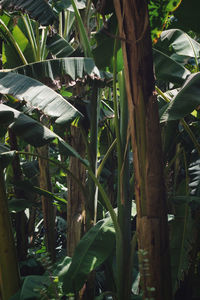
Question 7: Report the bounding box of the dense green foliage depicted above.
[1,0,200,299]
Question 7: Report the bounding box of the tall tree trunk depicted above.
[67,125,86,257]
[9,129,28,261]
[114,1,172,299]
[0,163,20,300]
[38,145,56,261]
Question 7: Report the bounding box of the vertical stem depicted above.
[9,129,28,261]
[41,27,48,60]
[35,22,41,61]
[38,145,56,261]
[21,14,37,61]
[114,1,172,299]
[0,163,20,300]
[88,84,99,225]
[67,126,86,257]
[59,12,63,36]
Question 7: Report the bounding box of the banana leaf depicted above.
[9,57,112,87]
[160,73,200,122]
[0,71,82,124]
[59,217,115,293]
[0,0,57,26]
[158,29,200,58]
[0,104,88,166]
[153,48,190,84]
[46,34,75,58]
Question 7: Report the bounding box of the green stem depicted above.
[88,85,99,224]
[21,14,37,61]
[35,22,41,61]
[97,138,117,178]
[87,168,121,237]
[63,10,69,38]
[0,18,28,65]
[41,27,48,60]
[59,12,63,36]
[113,32,123,208]
[71,0,92,57]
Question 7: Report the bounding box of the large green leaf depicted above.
[153,48,190,84]
[0,0,57,26]
[46,34,75,58]
[156,29,200,64]
[2,21,34,68]
[20,275,50,299]
[0,71,82,124]
[54,0,86,13]
[10,57,111,87]
[59,218,115,293]
[160,73,200,122]
[0,105,88,166]
[0,104,56,146]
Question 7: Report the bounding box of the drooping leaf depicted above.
[15,180,67,204]
[46,34,75,58]
[160,73,200,122]
[19,275,50,299]
[53,0,86,13]
[156,29,200,65]
[10,57,112,88]
[59,218,115,293]
[0,72,82,124]
[0,104,56,146]
[0,0,57,26]
[0,105,89,166]
[153,48,190,84]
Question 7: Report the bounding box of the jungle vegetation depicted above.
[0,0,200,300]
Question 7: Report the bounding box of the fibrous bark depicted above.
[113,0,172,299]
[0,164,20,300]
[67,125,86,257]
[9,129,28,261]
[38,145,56,261]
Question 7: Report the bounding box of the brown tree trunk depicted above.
[0,164,20,300]
[114,1,172,299]
[67,125,86,257]
[9,129,28,261]
[38,145,56,261]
